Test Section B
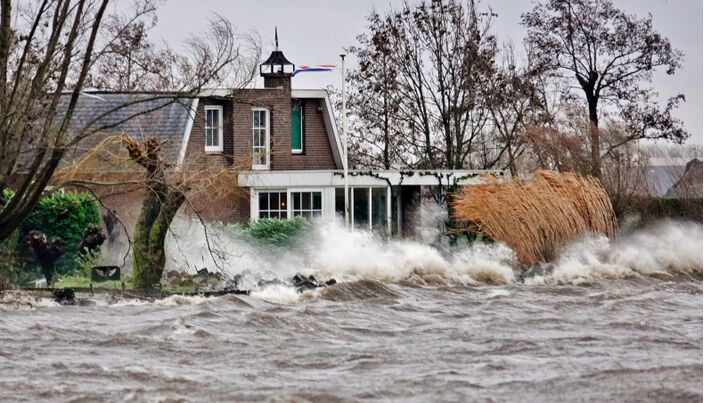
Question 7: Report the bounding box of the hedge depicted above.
[620,196,702,226]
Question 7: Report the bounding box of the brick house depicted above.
[38,44,504,257]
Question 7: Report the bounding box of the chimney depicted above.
[259,27,295,90]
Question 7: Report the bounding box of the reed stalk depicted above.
[452,170,616,266]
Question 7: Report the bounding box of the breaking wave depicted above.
[543,221,703,285]
[1,221,699,308]
[165,218,702,293]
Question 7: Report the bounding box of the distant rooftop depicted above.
[647,157,692,167]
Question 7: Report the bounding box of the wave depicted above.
[0,291,60,310]
[542,221,703,285]
[2,220,699,310]
[160,218,701,293]
[319,279,399,301]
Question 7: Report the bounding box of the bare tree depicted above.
[522,0,688,179]
[0,0,251,244]
[346,0,498,169]
[485,43,544,174]
[86,10,176,91]
[346,12,405,169]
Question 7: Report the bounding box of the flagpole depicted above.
[340,53,349,229]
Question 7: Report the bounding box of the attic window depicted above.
[291,100,303,153]
[204,105,223,153]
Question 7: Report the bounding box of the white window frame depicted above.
[348,186,391,234]
[204,105,223,153]
[255,189,288,219]
[290,188,323,219]
[252,107,270,170]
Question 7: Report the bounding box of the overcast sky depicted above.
[146,0,702,145]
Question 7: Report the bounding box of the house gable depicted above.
[182,88,342,171]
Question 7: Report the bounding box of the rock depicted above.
[188,268,225,288]
[291,273,337,292]
[53,288,76,305]
[291,273,318,291]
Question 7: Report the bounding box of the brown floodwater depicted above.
[0,221,701,402]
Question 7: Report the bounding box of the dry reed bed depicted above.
[452,170,616,267]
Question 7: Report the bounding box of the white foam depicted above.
[249,284,302,304]
[549,221,703,284]
[162,217,702,290]
[0,291,60,310]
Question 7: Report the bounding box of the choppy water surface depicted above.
[0,222,701,402]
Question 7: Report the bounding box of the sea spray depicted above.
[163,216,702,292]
[547,221,703,284]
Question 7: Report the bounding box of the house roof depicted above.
[292,89,344,169]
[665,158,703,198]
[12,92,195,174]
[642,157,703,198]
[62,92,195,165]
[644,165,686,196]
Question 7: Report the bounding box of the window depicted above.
[371,187,388,232]
[335,186,389,233]
[258,191,287,219]
[252,108,270,169]
[291,101,303,153]
[204,106,223,152]
[291,191,322,219]
[352,187,369,229]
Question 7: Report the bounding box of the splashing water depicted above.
[1,219,700,402]
[164,217,702,296]
[547,221,702,284]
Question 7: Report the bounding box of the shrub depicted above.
[0,229,20,289]
[20,191,102,276]
[0,187,13,207]
[622,196,703,226]
[452,170,615,266]
[238,217,312,244]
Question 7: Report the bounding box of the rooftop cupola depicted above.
[260,27,294,89]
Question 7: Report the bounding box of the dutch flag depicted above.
[293,64,336,76]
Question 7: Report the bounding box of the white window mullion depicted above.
[252,107,270,170]
[386,186,392,236]
[204,105,223,153]
[287,191,292,219]
[368,186,372,230]
[350,188,355,227]
[265,109,271,168]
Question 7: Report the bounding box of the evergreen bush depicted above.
[20,191,102,276]
[236,217,312,244]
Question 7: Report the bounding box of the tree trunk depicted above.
[587,95,601,179]
[123,136,185,289]
[132,189,184,289]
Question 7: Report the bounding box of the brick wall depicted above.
[78,182,251,266]
[290,98,337,169]
[78,85,339,247]
[228,87,338,171]
[230,88,293,170]
[185,98,234,166]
